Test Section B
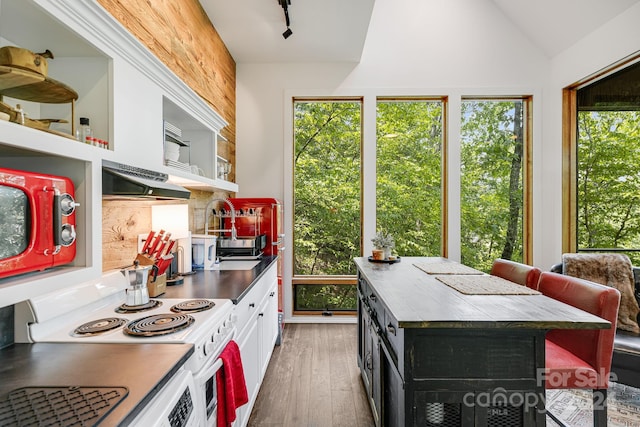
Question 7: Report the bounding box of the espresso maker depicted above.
[120,261,152,306]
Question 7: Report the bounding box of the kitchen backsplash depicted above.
[102,189,230,271]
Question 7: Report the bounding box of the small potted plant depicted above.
[371,230,394,260]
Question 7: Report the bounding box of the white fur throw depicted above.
[563,253,640,333]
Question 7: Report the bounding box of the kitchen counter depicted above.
[0,342,193,426]
[161,255,277,303]
[355,256,609,329]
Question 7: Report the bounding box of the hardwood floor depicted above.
[248,323,375,427]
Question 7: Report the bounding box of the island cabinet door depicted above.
[369,323,383,426]
[358,289,383,426]
[381,338,404,427]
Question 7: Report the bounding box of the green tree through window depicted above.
[577,111,640,264]
[292,100,362,312]
[460,99,526,272]
[376,99,443,256]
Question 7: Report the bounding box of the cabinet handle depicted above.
[258,313,264,317]
[368,294,377,302]
[365,352,372,370]
[269,292,275,297]
[386,323,396,336]
[249,303,256,308]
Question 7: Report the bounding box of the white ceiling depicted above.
[198,0,375,63]
[199,0,640,63]
[491,0,640,58]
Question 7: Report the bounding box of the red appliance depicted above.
[0,167,77,279]
[229,197,285,342]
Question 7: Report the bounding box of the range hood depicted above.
[102,160,190,200]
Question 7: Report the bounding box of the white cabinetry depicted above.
[0,0,237,308]
[234,263,278,427]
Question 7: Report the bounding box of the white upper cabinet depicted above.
[0,0,236,306]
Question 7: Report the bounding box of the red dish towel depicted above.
[216,340,249,427]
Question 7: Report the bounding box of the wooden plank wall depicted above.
[97,0,236,163]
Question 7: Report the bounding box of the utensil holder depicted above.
[147,273,166,297]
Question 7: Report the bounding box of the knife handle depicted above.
[140,230,155,254]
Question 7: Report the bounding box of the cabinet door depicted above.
[258,281,278,377]
[359,301,372,391]
[369,321,382,426]
[382,342,404,427]
[238,318,260,410]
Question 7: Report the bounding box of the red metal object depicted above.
[228,197,285,338]
[147,230,165,257]
[156,254,174,276]
[140,230,155,254]
[0,167,77,279]
[162,239,176,257]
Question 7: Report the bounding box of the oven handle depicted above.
[210,327,237,374]
[211,357,223,374]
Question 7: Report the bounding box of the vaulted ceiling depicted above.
[198,0,640,63]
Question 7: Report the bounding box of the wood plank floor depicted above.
[248,323,375,427]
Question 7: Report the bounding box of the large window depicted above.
[290,94,534,315]
[460,98,532,272]
[568,60,640,264]
[376,98,445,256]
[292,99,362,314]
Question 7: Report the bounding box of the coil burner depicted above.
[170,299,215,314]
[115,299,162,314]
[124,313,195,337]
[73,318,127,337]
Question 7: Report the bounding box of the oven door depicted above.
[130,367,203,427]
[193,354,225,426]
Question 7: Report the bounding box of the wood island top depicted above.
[355,256,611,330]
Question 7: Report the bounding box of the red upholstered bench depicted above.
[538,271,620,427]
[551,262,640,389]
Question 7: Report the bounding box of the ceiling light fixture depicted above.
[278,0,293,39]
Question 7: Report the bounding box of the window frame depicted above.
[375,96,449,257]
[562,55,640,254]
[291,96,363,316]
[459,95,534,266]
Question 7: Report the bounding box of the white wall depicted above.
[235,0,640,319]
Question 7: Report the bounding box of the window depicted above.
[460,98,532,272]
[566,59,640,264]
[292,99,362,314]
[376,98,445,256]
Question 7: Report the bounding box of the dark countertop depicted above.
[161,256,277,303]
[355,256,611,330]
[0,342,193,426]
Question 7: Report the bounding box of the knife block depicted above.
[135,253,155,266]
[147,273,166,297]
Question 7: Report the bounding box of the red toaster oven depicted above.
[0,167,78,279]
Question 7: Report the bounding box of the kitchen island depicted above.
[355,257,610,427]
[0,342,193,426]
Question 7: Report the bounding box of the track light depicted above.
[278,0,293,39]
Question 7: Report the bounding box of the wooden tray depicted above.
[0,65,78,103]
[368,256,401,264]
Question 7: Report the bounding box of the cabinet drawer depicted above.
[383,309,403,364]
[359,276,383,323]
[236,265,277,334]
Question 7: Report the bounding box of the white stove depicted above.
[25,271,237,426]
